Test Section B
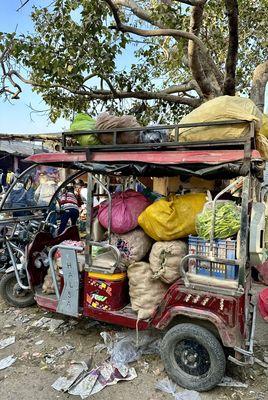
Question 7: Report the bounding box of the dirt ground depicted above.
[0,285,268,400]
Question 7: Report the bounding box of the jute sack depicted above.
[111,228,153,266]
[42,267,61,294]
[127,262,168,320]
[96,112,140,144]
[149,240,187,284]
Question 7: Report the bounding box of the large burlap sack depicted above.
[138,193,206,241]
[149,241,187,284]
[178,96,262,142]
[42,266,61,294]
[256,134,268,160]
[96,112,140,144]
[127,262,168,319]
[98,189,151,234]
[111,228,153,266]
[260,114,268,138]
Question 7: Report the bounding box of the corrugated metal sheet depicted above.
[0,140,47,156]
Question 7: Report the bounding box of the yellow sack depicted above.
[179,96,262,142]
[256,133,268,160]
[138,193,206,241]
[260,114,268,138]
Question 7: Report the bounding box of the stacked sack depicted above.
[96,189,153,269]
[96,189,206,320]
[127,240,187,320]
[126,192,206,319]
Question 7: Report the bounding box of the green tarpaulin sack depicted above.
[70,113,100,146]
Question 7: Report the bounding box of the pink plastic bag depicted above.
[98,190,151,234]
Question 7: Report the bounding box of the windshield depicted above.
[1,166,63,215]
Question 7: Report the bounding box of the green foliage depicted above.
[0,0,267,123]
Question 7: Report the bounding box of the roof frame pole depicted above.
[238,175,250,289]
[85,173,93,270]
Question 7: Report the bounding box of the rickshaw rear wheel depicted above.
[0,272,35,308]
[161,323,226,391]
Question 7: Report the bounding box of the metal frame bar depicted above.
[181,254,241,296]
[0,164,39,212]
[85,173,113,270]
[63,119,254,153]
[6,241,30,290]
[228,304,257,365]
[238,176,250,287]
[48,244,83,300]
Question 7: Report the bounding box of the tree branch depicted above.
[162,80,202,96]
[175,0,207,5]
[114,0,155,25]
[16,0,31,12]
[104,0,221,92]
[0,66,201,107]
[223,0,238,96]
[250,61,268,112]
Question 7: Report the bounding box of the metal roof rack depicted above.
[62,120,255,158]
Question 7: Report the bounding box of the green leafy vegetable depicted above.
[196,201,240,240]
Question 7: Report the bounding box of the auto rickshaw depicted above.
[0,120,266,391]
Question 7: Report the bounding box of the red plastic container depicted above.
[258,288,268,321]
[83,271,129,312]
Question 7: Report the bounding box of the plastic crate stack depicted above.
[188,235,238,280]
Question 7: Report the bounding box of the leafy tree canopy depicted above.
[0,0,267,124]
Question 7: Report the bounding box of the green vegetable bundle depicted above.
[196,201,240,240]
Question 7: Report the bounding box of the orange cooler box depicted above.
[83,271,129,312]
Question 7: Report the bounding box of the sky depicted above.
[0,1,141,134]
[0,1,71,133]
[0,1,267,134]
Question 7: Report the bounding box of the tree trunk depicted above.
[250,61,268,112]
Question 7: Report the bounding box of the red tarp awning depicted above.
[25,149,261,165]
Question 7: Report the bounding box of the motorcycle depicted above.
[0,216,55,307]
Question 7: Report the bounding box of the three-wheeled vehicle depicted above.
[0,120,266,391]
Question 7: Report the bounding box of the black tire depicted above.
[161,323,226,391]
[0,272,35,308]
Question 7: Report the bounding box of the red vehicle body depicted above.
[0,120,264,391]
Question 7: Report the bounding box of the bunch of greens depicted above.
[196,201,240,240]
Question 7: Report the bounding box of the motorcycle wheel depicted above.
[0,272,35,308]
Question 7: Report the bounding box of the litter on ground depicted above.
[0,355,17,370]
[0,336,15,350]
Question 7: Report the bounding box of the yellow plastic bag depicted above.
[138,193,206,241]
[260,114,268,138]
[179,96,262,142]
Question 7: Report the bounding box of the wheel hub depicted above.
[174,339,211,376]
[182,350,198,366]
[13,283,28,298]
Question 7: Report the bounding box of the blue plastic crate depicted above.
[188,236,238,280]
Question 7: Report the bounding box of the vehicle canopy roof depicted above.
[25,149,263,180]
[24,120,264,181]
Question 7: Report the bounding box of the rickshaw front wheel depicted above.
[161,323,226,392]
[0,272,35,308]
